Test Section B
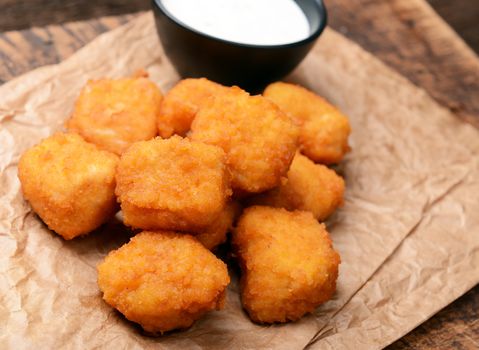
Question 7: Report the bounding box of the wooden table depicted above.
[0,1,477,348]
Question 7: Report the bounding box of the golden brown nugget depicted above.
[233,206,340,323]
[195,201,242,250]
[264,82,351,164]
[157,78,227,138]
[116,136,231,232]
[67,76,163,155]
[97,231,230,333]
[190,87,298,194]
[251,153,345,221]
[18,133,119,240]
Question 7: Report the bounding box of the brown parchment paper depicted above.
[295,33,479,349]
[0,13,478,350]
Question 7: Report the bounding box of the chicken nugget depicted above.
[250,153,344,221]
[67,76,163,155]
[157,78,227,138]
[116,136,231,232]
[264,82,350,164]
[233,206,340,323]
[97,231,230,333]
[18,133,119,240]
[190,87,298,194]
[195,201,242,250]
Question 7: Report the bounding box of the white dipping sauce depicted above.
[162,0,310,46]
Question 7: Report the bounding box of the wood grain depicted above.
[427,0,479,52]
[1,0,478,128]
[388,287,479,350]
[0,15,135,84]
[1,0,478,55]
[0,0,149,32]
[0,2,478,349]
[326,0,479,128]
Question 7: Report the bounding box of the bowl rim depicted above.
[152,0,328,49]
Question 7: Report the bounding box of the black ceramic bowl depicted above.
[152,0,327,92]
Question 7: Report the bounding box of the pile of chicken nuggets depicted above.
[18,74,351,334]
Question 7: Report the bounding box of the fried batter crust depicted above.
[233,206,340,323]
[264,82,350,164]
[195,201,242,250]
[157,78,227,138]
[97,231,230,333]
[251,153,345,221]
[67,77,163,155]
[18,132,119,239]
[190,87,298,194]
[116,136,231,231]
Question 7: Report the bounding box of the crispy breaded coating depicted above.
[251,153,345,221]
[190,87,299,194]
[264,82,351,164]
[233,206,340,323]
[66,76,163,155]
[195,201,241,250]
[157,78,227,138]
[18,133,119,240]
[97,231,230,333]
[116,136,231,232]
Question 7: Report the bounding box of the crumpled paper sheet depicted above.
[0,13,477,350]
[296,35,479,349]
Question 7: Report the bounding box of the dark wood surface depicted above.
[2,0,478,54]
[0,0,150,32]
[0,1,477,349]
[327,0,479,129]
[427,0,479,53]
[1,0,478,128]
[389,287,479,350]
